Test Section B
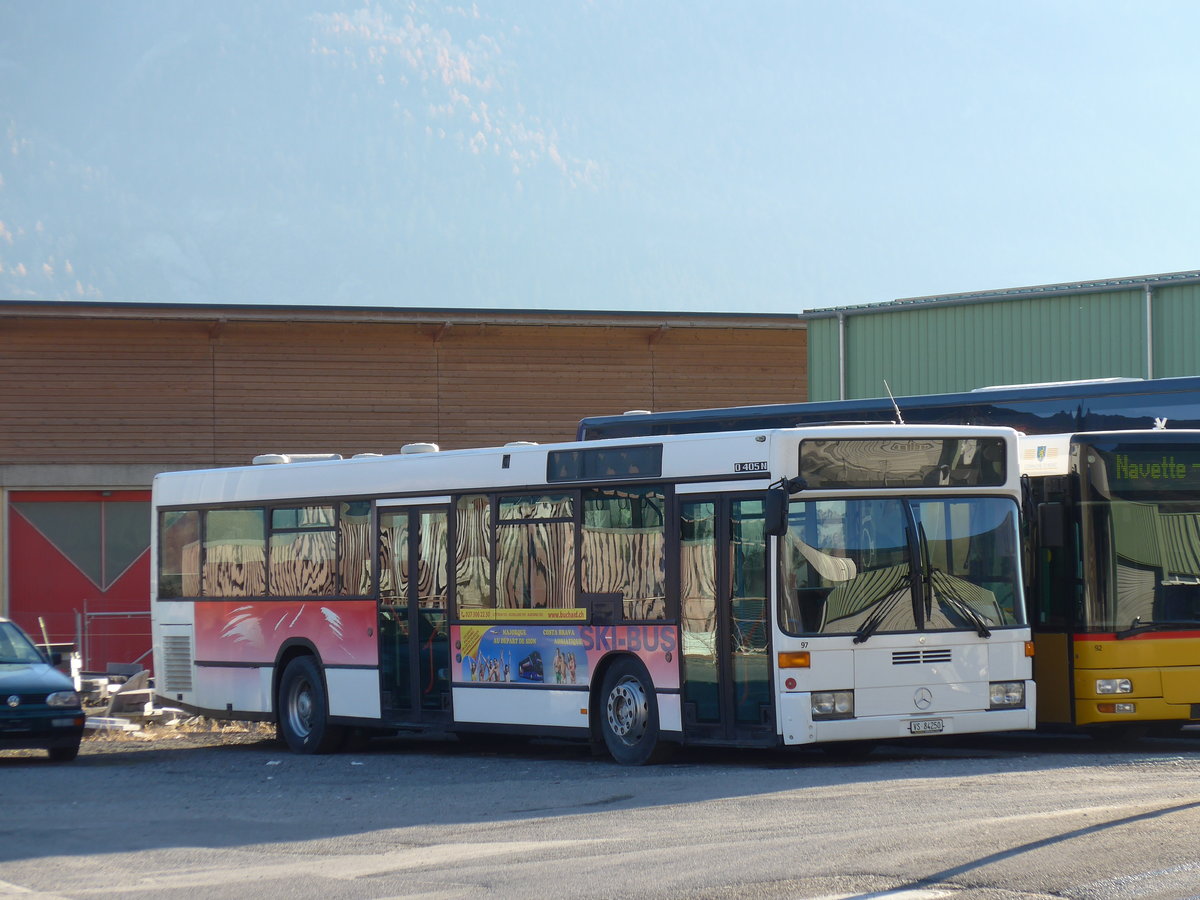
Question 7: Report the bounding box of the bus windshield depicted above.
[1081,440,1200,634]
[778,496,1023,637]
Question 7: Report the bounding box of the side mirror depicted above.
[1038,502,1066,549]
[765,477,805,537]
[765,485,789,536]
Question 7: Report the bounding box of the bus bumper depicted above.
[779,689,1037,745]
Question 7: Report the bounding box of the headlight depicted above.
[989,681,1025,709]
[46,691,81,708]
[1096,678,1132,694]
[812,690,854,720]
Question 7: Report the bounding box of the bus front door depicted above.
[679,495,775,745]
[378,505,451,725]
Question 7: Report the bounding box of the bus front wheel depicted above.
[277,656,345,754]
[598,658,671,766]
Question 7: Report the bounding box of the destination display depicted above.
[1096,444,1200,493]
[800,437,1007,489]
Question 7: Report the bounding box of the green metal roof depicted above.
[805,269,1200,318]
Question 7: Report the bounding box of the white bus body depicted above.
[152,424,1035,762]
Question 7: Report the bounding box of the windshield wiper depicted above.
[853,606,888,644]
[852,588,906,644]
[925,568,992,638]
[1115,619,1200,640]
[920,543,992,639]
[935,587,993,638]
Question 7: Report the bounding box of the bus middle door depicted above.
[378,504,451,725]
[678,494,775,745]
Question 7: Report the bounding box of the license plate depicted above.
[909,718,944,735]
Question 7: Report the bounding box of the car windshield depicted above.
[1078,440,1200,634]
[0,622,47,664]
[1081,498,1200,634]
[778,496,1023,637]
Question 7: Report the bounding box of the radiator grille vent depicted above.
[892,649,953,665]
[161,635,194,692]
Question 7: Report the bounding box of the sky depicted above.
[2,1,1199,313]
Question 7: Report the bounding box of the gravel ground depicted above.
[6,726,1200,899]
[1,713,275,758]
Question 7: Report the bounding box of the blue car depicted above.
[0,618,85,761]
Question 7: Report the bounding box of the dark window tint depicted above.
[548,445,662,482]
[159,510,200,599]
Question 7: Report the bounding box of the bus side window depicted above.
[339,500,373,596]
[455,495,493,611]
[496,493,576,612]
[159,510,200,599]
[581,486,667,621]
[203,508,266,597]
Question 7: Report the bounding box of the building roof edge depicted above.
[804,268,1200,319]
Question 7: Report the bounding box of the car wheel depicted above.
[277,656,345,754]
[598,658,672,766]
[48,743,80,762]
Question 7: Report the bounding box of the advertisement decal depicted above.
[452,624,679,689]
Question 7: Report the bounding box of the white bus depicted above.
[151,424,1035,764]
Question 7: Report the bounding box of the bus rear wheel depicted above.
[277,656,345,754]
[598,658,671,766]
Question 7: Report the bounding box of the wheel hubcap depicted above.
[606,676,648,746]
[287,678,314,738]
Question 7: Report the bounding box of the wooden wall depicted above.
[0,313,807,466]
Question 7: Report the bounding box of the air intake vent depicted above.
[892,649,953,665]
[161,634,194,692]
[252,453,343,465]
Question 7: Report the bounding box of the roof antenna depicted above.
[884,380,905,424]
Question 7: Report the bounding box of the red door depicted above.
[7,491,151,672]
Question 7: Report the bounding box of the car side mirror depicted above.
[765,477,805,536]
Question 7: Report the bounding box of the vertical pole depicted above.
[1145,285,1154,380]
[0,487,6,619]
[837,313,847,400]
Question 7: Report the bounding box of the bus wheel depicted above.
[277,656,345,754]
[599,659,669,766]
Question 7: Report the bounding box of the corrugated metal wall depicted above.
[808,282,1200,400]
[1154,283,1200,378]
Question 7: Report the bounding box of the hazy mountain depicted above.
[11,3,1178,314]
[0,2,627,308]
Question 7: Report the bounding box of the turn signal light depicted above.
[1025,641,1036,657]
[777,651,811,669]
